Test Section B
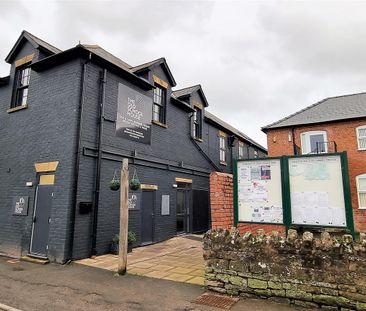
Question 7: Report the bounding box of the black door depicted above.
[30,185,53,257]
[141,190,154,244]
[192,189,210,233]
[176,188,191,234]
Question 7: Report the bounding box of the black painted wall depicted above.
[0,35,266,262]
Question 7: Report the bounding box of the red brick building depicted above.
[262,92,366,232]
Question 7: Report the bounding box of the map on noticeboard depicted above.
[289,155,347,227]
[237,159,283,224]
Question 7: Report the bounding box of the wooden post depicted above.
[117,158,129,275]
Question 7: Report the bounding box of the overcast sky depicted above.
[2,0,366,147]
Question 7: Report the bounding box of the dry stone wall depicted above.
[203,228,366,310]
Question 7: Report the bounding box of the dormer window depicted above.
[193,107,202,140]
[12,66,31,108]
[153,85,166,125]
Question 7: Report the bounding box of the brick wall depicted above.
[266,118,366,232]
[210,172,285,234]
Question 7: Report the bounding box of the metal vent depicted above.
[193,292,239,309]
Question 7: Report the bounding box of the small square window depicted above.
[300,131,327,154]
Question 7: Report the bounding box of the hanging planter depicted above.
[109,170,120,191]
[129,169,141,191]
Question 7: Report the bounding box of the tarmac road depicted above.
[0,256,301,311]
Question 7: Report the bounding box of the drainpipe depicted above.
[66,55,90,263]
[291,128,297,155]
[91,69,107,256]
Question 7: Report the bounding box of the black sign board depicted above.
[12,196,29,216]
[116,83,152,144]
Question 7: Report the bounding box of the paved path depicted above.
[76,235,204,285]
[0,256,298,311]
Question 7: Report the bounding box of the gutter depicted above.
[91,69,107,256]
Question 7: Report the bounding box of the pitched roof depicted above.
[205,110,267,152]
[81,44,132,71]
[131,57,164,72]
[31,45,153,90]
[170,93,195,112]
[262,92,366,131]
[24,31,61,54]
[173,85,209,107]
[6,30,61,62]
[173,85,201,98]
[131,57,177,87]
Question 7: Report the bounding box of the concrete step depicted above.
[20,255,49,265]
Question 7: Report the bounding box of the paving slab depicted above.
[76,235,205,285]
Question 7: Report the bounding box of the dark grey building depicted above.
[0,31,266,263]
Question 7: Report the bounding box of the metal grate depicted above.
[193,292,239,309]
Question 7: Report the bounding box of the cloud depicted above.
[1,0,366,147]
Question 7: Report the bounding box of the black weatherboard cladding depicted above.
[0,31,267,262]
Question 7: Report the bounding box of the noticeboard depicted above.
[289,155,347,227]
[236,159,283,224]
[116,83,153,144]
[234,152,354,235]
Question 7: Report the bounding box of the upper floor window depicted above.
[356,126,366,150]
[219,133,226,163]
[254,150,259,158]
[356,174,366,209]
[12,66,31,108]
[153,85,166,124]
[193,107,202,139]
[239,141,244,159]
[300,131,327,154]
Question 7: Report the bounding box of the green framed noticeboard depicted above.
[234,152,355,236]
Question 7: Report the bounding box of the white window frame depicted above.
[356,174,366,209]
[356,125,366,151]
[238,141,244,159]
[300,131,328,154]
[219,135,226,163]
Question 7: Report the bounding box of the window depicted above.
[239,142,244,159]
[193,107,202,139]
[356,174,366,209]
[254,150,258,158]
[219,135,226,163]
[153,85,166,124]
[12,66,31,108]
[300,131,327,154]
[356,126,366,150]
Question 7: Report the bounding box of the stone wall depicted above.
[203,227,366,310]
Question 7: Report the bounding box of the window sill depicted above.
[357,148,366,151]
[220,161,228,166]
[7,104,28,113]
[358,207,366,210]
[193,137,203,142]
[152,120,168,128]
